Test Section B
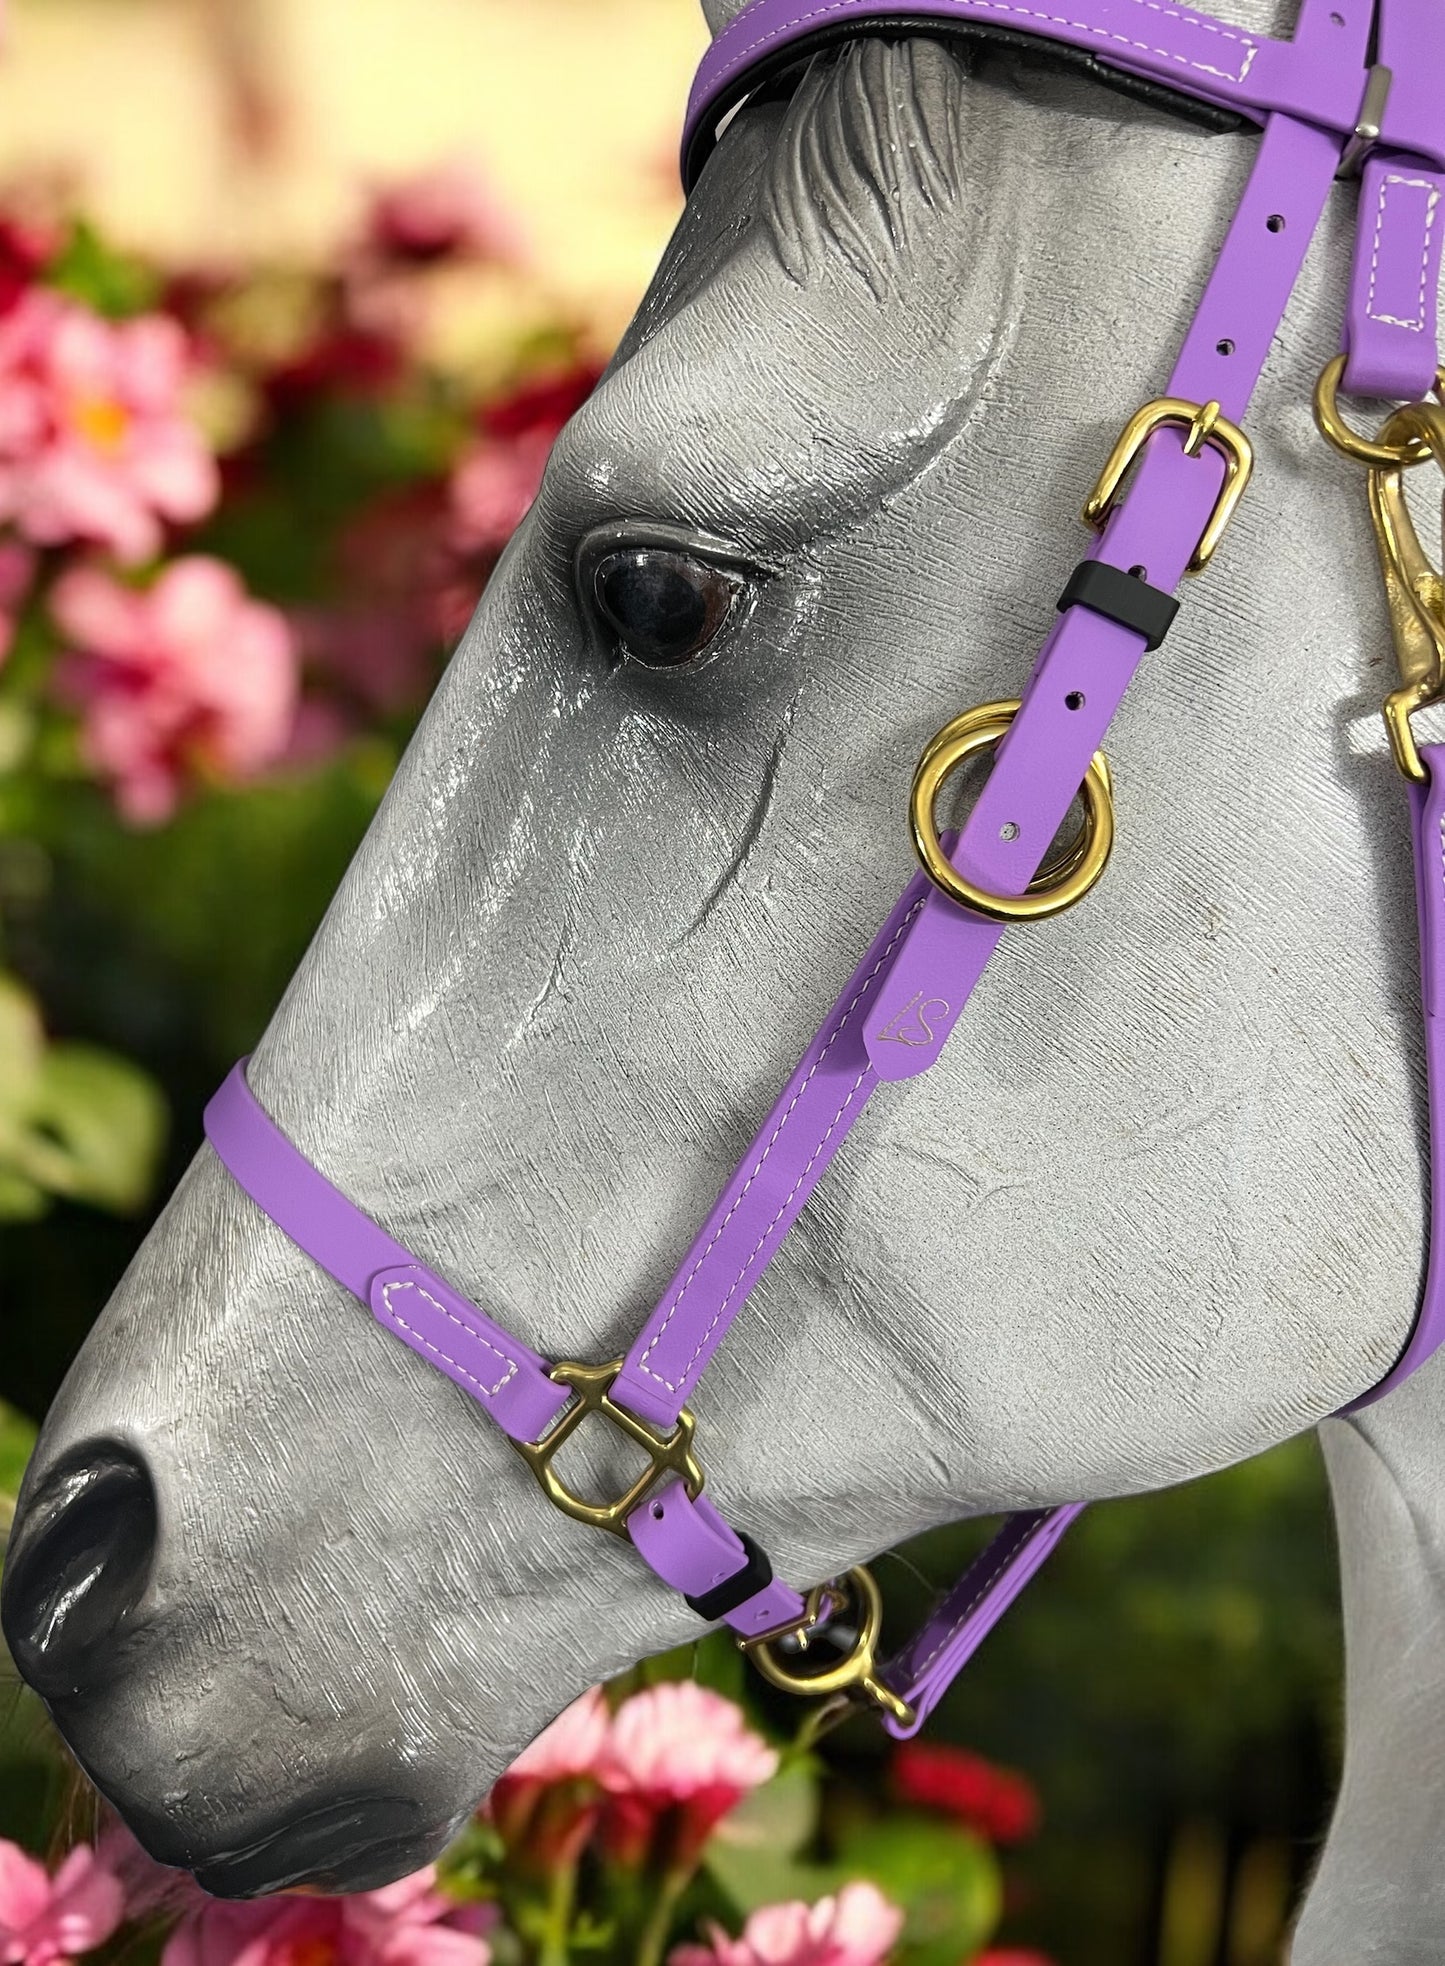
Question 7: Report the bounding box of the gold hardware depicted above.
[742,1566,915,1730]
[1313,353,1445,469]
[1366,401,1445,782]
[1083,396,1253,571]
[511,1359,703,1536]
[909,698,1115,922]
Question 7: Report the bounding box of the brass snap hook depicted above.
[742,1566,915,1731]
[1366,402,1445,782]
[1314,354,1445,470]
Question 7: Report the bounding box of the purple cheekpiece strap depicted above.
[203,0,1445,1735]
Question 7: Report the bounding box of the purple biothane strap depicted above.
[680,0,1422,188]
[1343,153,1445,400]
[612,98,1346,1432]
[203,1063,571,1448]
[879,1506,1085,1736]
[204,0,1445,1732]
[1344,744,1445,1411]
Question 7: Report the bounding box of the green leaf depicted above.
[48,218,160,319]
[705,1763,834,1914]
[0,972,167,1219]
[834,1813,1002,1966]
[26,1042,167,1212]
[0,1398,38,1532]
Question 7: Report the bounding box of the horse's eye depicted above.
[591,547,741,669]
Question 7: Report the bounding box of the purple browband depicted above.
[205,0,1445,1735]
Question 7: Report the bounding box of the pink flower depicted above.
[161,1865,494,1966]
[598,1682,778,1869]
[504,1687,610,1785]
[669,1883,903,1966]
[488,1687,610,1871]
[51,556,297,824]
[0,1838,126,1966]
[445,428,555,563]
[445,364,601,564]
[363,164,523,267]
[0,538,36,664]
[0,289,218,563]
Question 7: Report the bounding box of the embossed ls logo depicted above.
[876,991,950,1047]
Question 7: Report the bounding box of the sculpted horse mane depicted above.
[5,1,1445,1955]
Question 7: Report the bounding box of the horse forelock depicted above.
[761,38,968,299]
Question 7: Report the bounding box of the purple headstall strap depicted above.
[205,0,1445,1736]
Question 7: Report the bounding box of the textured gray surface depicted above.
[8,1,1445,1948]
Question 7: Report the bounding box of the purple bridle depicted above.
[205,0,1445,1737]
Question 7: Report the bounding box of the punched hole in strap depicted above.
[684,1531,775,1621]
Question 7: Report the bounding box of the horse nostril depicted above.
[1,1442,157,1701]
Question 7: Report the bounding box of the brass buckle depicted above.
[1367,401,1445,782]
[743,1566,915,1736]
[909,698,1115,921]
[1084,396,1254,572]
[511,1359,704,1536]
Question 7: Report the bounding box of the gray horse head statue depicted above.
[4,1,1443,1956]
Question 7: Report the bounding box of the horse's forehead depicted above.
[573,245,1004,554]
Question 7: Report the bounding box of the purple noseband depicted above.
[206,0,1445,1734]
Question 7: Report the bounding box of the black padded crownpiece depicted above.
[684,1530,775,1621]
[1056,559,1180,651]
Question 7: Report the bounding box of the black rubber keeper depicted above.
[685,1531,774,1621]
[1057,559,1179,651]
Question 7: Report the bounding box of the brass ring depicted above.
[1313,354,1443,468]
[909,699,1115,923]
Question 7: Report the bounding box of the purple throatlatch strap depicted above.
[1344,745,1445,1411]
[204,0,1445,1731]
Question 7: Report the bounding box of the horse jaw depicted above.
[2,10,1437,1939]
[1287,1362,1445,1964]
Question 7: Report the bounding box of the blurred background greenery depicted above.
[0,2,1342,1960]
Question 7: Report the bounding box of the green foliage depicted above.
[0,1397,37,1530]
[837,1814,1000,1966]
[47,219,161,319]
[0,972,165,1220]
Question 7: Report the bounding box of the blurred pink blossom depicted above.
[0,290,218,562]
[363,163,524,267]
[505,1687,611,1785]
[52,556,297,824]
[445,427,555,565]
[0,538,36,664]
[489,1687,610,1869]
[445,361,601,570]
[669,1882,903,1966]
[161,1866,495,1966]
[598,1682,778,1869]
[0,1839,126,1966]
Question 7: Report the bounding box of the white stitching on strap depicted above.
[903,1513,1059,1682]
[1366,174,1441,334]
[700,0,1260,105]
[378,1279,519,1398]
[635,899,925,1392]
